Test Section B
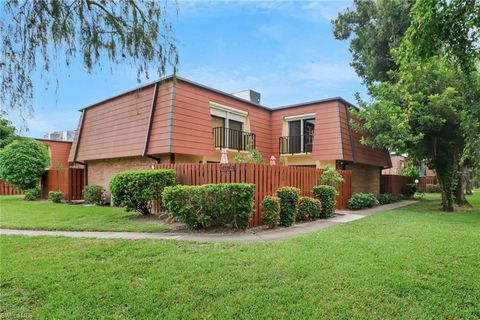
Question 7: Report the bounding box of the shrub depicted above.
[426,184,441,193]
[83,185,104,204]
[162,183,254,230]
[319,165,344,188]
[402,183,418,199]
[297,196,322,221]
[0,138,50,190]
[48,191,64,203]
[234,149,264,164]
[24,187,40,201]
[275,186,300,227]
[260,196,281,228]
[376,193,403,205]
[347,193,379,210]
[312,185,337,217]
[110,169,176,215]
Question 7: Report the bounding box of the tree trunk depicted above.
[465,167,473,195]
[454,165,471,207]
[437,175,454,211]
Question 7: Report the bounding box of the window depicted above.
[210,102,254,151]
[286,117,315,153]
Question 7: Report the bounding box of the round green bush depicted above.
[347,193,379,210]
[24,187,41,201]
[312,185,337,217]
[261,196,281,228]
[275,186,300,227]
[402,183,418,199]
[0,139,50,190]
[110,169,176,215]
[297,196,322,221]
[163,183,254,230]
[48,191,64,203]
[83,185,104,204]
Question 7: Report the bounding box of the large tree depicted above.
[0,0,178,118]
[0,111,17,149]
[332,0,414,84]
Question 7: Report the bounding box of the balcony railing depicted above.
[213,127,256,151]
[279,134,313,154]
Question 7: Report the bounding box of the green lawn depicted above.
[1,193,479,319]
[0,196,169,232]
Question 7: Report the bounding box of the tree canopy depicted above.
[0,111,17,149]
[1,0,178,118]
[332,0,414,84]
[0,139,50,190]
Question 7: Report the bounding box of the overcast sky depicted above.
[5,0,367,138]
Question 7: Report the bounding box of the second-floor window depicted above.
[210,103,255,151]
[280,115,315,154]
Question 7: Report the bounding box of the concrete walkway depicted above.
[0,200,417,242]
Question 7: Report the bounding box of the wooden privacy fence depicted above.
[380,175,414,195]
[154,163,352,227]
[41,168,84,200]
[0,180,23,195]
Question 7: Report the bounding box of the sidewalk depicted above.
[0,200,417,242]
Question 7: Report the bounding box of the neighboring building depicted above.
[383,155,437,178]
[44,130,76,142]
[36,138,73,168]
[68,76,391,194]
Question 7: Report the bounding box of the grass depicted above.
[1,192,479,319]
[0,196,169,232]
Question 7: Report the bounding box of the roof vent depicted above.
[232,90,261,104]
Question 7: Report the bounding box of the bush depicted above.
[83,185,104,204]
[297,196,322,221]
[312,185,337,217]
[426,184,441,193]
[110,169,176,214]
[24,187,40,201]
[319,165,344,187]
[260,196,281,228]
[376,193,403,205]
[402,183,418,199]
[162,183,254,230]
[0,138,50,190]
[347,193,379,210]
[275,186,300,227]
[48,191,64,203]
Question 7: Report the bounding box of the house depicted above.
[36,138,72,169]
[382,155,437,178]
[44,130,76,142]
[68,76,391,194]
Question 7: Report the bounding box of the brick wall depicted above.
[87,156,156,194]
[346,163,380,194]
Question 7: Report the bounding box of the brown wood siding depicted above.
[350,115,390,167]
[338,103,354,161]
[75,85,155,161]
[170,80,272,161]
[37,139,72,168]
[147,81,175,154]
[271,102,344,161]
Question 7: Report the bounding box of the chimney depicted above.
[232,90,261,104]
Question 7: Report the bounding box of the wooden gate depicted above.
[41,168,84,200]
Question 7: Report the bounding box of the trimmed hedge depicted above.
[426,184,441,193]
[347,193,379,210]
[110,169,176,214]
[312,185,337,217]
[162,183,255,230]
[48,191,64,203]
[83,185,104,204]
[376,193,403,205]
[24,187,40,201]
[297,196,322,221]
[261,196,281,228]
[275,186,300,227]
[402,183,418,199]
